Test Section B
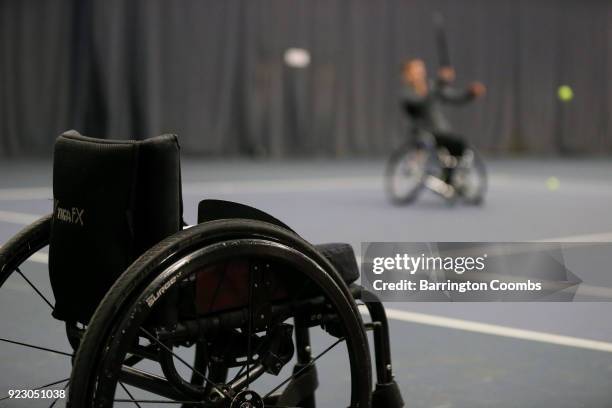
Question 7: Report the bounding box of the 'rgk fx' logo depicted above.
[54,201,85,226]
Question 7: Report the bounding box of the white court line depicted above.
[9,227,612,352]
[12,246,612,352]
[0,210,42,225]
[0,187,51,201]
[182,174,612,195]
[354,229,612,264]
[0,173,611,200]
[537,232,612,242]
[0,178,382,201]
[28,252,49,265]
[382,308,612,353]
[182,177,380,195]
[3,201,612,350]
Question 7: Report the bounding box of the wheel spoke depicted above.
[119,382,143,408]
[48,381,70,408]
[0,337,72,357]
[230,335,266,383]
[0,378,69,401]
[16,267,54,310]
[232,280,313,384]
[139,327,229,399]
[264,337,345,399]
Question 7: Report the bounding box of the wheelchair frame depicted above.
[0,214,403,408]
[385,129,487,205]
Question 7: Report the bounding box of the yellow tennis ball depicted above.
[557,85,573,102]
[546,177,560,191]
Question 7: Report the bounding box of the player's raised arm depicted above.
[439,80,486,105]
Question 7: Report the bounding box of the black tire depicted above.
[0,214,51,286]
[0,215,76,400]
[385,143,429,205]
[452,147,487,205]
[68,219,372,408]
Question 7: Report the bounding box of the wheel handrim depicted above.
[86,239,370,407]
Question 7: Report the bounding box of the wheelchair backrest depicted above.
[49,130,182,323]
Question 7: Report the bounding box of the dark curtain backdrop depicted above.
[1,0,611,157]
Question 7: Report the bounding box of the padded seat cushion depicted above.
[315,243,360,284]
[49,131,182,323]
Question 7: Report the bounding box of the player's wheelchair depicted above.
[385,130,487,205]
[0,131,403,407]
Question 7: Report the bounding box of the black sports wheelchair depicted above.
[385,130,487,205]
[0,131,403,407]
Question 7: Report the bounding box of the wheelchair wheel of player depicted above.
[0,215,75,403]
[452,147,487,205]
[68,219,372,407]
[385,143,429,205]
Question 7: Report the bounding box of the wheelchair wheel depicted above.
[385,143,429,205]
[0,215,75,404]
[68,219,372,407]
[452,147,487,205]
